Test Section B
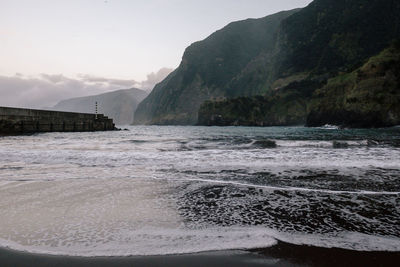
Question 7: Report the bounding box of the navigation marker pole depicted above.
[95,101,98,120]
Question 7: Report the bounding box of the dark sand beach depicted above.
[1,241,399,267]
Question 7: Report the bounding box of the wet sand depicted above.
[1,241,399,267]
[252,241,400,267]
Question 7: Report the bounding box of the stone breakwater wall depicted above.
[0,106,117,135]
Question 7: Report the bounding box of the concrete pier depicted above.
[0,106,117,135]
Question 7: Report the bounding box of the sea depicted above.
[0,126,399,256]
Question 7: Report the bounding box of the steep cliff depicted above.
[198,43,400,128]
[136,0,400,126]
[198,0,400,127]
[197,80,323,126]
[134,9,299,125]
[306,43,400,128]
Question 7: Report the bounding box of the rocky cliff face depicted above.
[198,0,400,128]
[136,0,400,127]
[53,88,148,125]
[306,43,400,128]
[197,80,323,126]
[133,9,299,125]
[198,44,400,128]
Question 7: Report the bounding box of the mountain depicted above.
[135,0,400,127]
[307,42,400,128]
[134,9,300,125]
[199,0,400,128]
[198,43,400,127]
[53,88,148,125]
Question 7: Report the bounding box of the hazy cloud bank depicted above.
[139,68,174,91]
[0,68,173,109]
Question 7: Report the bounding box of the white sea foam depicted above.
[1,226,399,256]
[0,228,278,257]
[320,124,340,130]
[0,126,399,256]
[177,177,400,195]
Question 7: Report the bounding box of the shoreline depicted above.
[1,241,399,267]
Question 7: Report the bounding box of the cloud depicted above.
[77,74,138,88]
[40,73,69,84]
[0,68,173,109]
[0,73,135,109]
[139,67,173,91]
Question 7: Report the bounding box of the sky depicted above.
[0,0,312,108]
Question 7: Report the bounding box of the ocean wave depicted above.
[1,227,399,257]
[1,126,399,257]
[0,228,278,257]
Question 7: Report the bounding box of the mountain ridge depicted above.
[135,0,400,127]
[134,9,300,125]
[54,88,148,125]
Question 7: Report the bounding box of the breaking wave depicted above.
[0,126,399,256]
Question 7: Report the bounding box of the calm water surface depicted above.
[0,126,399,256]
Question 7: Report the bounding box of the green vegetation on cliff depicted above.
[307,42,400,127]
[199,43,400,128]
[198,80,323,126]
[134,9,300,125]
[136,0,400,126]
